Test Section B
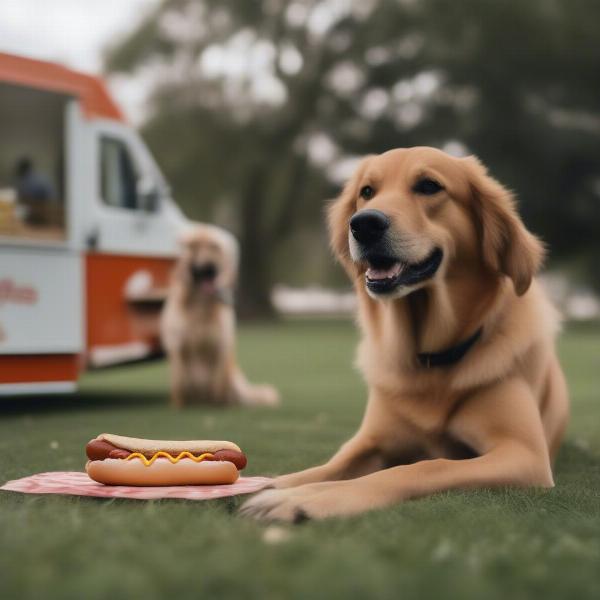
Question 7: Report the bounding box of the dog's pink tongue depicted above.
[200,280,217,294]
[366,263,403,280]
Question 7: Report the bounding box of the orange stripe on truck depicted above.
[0,354,79,384]
[0,52,124,121]
[85,254,174,355]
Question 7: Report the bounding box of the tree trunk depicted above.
[237,167,276,319]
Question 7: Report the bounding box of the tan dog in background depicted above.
[161,224,279,407]
[242,147,568,521]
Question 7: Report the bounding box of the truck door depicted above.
[84,120,179,366]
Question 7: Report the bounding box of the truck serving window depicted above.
[0,83,67,242]
[100,137,139,210]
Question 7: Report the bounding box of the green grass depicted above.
[1,319,599,600]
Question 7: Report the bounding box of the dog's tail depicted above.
[232,370,280,407]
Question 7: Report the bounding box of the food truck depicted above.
[0,53,191,394]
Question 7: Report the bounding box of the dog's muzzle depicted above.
[190,263,218,283]
[364,248,443,295]
[349,209,443,296]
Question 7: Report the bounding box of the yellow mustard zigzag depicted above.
[124,451,214,467]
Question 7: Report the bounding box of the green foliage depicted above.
[1,320,600,599]
[104,0,600,308]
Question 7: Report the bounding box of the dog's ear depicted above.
[215,227,240,279]
[463,156,544,296]
[327,157,371,275]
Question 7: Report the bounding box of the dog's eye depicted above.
[359,185,375,200]
[413,178,444,195]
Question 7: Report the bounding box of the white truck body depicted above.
[0,53,189,393]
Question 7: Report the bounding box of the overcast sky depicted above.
[0,0,159,119]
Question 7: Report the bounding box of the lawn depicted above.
[1,319,599,600]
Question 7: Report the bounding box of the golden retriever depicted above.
[242,147,569,521]
[161,224,279,407]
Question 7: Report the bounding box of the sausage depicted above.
[86,439,247,469]
[86,440,128,461]
[109,448,132,459]
[206,449,247,470]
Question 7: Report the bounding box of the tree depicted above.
[106,0,600,314]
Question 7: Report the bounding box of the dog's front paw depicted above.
[239,482,351,522]
[239,488,313,523]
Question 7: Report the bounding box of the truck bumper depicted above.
[0,354,79,395]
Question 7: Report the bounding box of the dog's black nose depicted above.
[191,263,218,282]
[350,209,390,245]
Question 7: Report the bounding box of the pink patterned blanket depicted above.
[1,471,273,500]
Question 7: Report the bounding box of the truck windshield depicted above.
[0,83,67,242]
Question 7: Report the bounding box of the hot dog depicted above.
[85,433,247,486]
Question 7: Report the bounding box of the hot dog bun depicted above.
[85,433,245,486]
[86,457,239,486]
[96,433,241,455]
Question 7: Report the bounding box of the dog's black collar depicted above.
[417,327,483,368]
